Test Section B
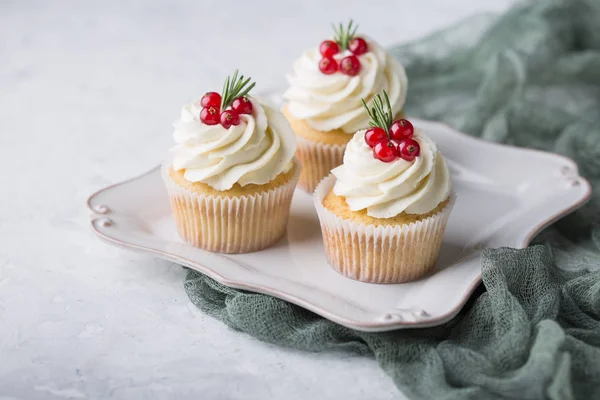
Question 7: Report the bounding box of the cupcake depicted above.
[283,20,408,192]
[163,71,300,254]
[314,91,453,283]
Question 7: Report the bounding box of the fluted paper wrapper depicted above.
[296,135,346,193]
[162,162,300,254]
[314,175,455,284]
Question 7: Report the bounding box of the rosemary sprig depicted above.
[220,70,256,110]
[361,90,394,136]
[332,20,358,51]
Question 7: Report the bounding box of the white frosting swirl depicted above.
[171,97,296,191]
[331,129,451,218]
[283,37,408,133]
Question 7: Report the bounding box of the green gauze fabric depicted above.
[184,0,600,398]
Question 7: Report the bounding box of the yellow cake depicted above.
[169,165,297,197]
[283,107,349,192]
[283,107,351,146]
[318,188,452,283]
[323,190,449,226]
[163,71,300,254]
[283,21,408,192]
[313,91,454,283]
[165,163,299,254]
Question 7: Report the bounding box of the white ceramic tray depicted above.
[87,118,590,332]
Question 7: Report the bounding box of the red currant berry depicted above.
[339,55,361,76]
[319,40,340,58]
[220,109,240,129]
[397,138,421,161]
[348,37,368,56]
[364,127,387,148]
[200,106,220,125]
[390,119,414,141]
[232,96,253,115]
[373,140,398,163]
[200,92,222,108]
[319,57,338,75]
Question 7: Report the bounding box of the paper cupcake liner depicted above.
[295,135,347,193]
[314,174,455,284]
[162,161,300,254]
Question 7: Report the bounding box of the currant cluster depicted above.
[199,71,255,129]
[365,119,420,162]
[362,92,420,163]
[318,21,368,77]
